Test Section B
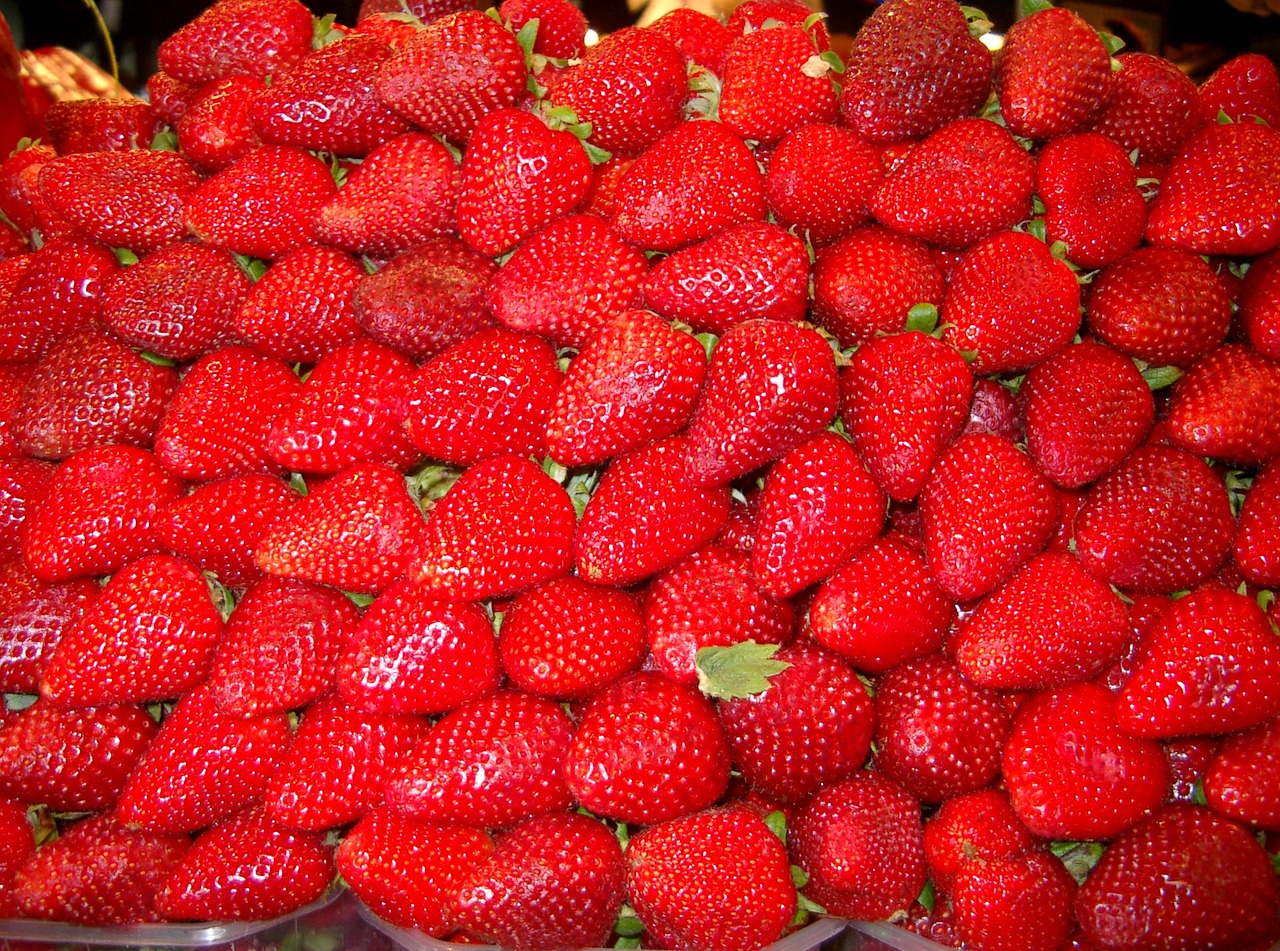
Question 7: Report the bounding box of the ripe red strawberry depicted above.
[1202,716,1280,830]
[257,462,427,595]
[920,433,1057,603]
[626,805,795,951]
[39,554,222,708]
[1074,445,1235,594]
[765,124,884,245]
[337,579,498,715]
[411,455,574,601]
[265,693,427,831]
[315,132,461,258]
[1145,120,1280,257]
[11,814,188,926]
[0,239,119,365]
[807,536,953,673]
[840,0,992,143]
[357,0,472,20]
[1117,587,1280,738]
[176,74,265,173]
[684,319,839,488]
[208,576,360,717]
[374,10,527,145]
[0,145,54,240]
[43,99,162,155]
[1239,247,1280,361]
[644,544,793,686]
[1088,51,1200,165]
[789,771,926,921]
[642,222,810,335]
[0,796,36,917]
[486,213,649,349]
[564,672,730,824]
[454,811,626,951]
[1037,132,1146,269]
[612,120,767,251]
[386,690,573,828]
[1195,52,1280,127]
[1085,247,1232,367]
[994,5,1115,140]
[337,808,494,934]
[0,569,97,695]
[101,243,251,362]
[185,145,338,260]
[1075,806,1280,951]
[155,805,334,921]
[268,339,419,474]
[456,107,593,258]
[0,700,156,812]
[952,851,1077,951]
[0,458,52,561]
[402,327,560,467]
[726,0,830,44]
[871,118,1036,249]
[0,364,30,459]
[1236,458,1280,587]
[646,9,730,75]
[22,445,183,584]
[157,0,315,87]
[116,684,292,834]
[1165,344,1280,467]
[544,309,706,468]
[719,24,838,146]
[499,0,587,58]
[923,788,1037,896]
[353,237,497,362]
[155,345,303,482]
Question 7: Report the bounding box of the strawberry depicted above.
[37,151,202,256]
[337,579,498,715]
[155,805,334,921]
[726,0,830,44]
[1236,459,1280,587]
[684,319,839,487]
[1020,340,1155,489]
[788,771,926,921]
[1239,247,1280,361]
[39,554,222,708]
[871,118,1036,250]
[952,851,1077,951]
[1116,587,1280,738]
[352,237,497,362]
[184,145,338,260]
[454,812,626,951]
[386,690,574,828]
[43,99,162,154]
[0,700,156,812]
[0,458,52,560]
[641,222,810,335]
[337,808,494,934]
[544,309,706,468]
[154,345,303,481]
[115,684,292,834]
[1165,344,1280,467]
[157,0,315,87]
[11,814,188,926]
[176,75,264,173]
[1088,51,1199,165]
[1145,120,1280,257]
[101,243,251,362]
[357,0,472,20]
[839,0,992,143]
[1073,445,1235,594]
[22,445,183,584]
[719,23,838,146]
[234,245,367,364]
[564,671,730,824]
[0,364,30,459]
[0,796,34,917]
[411,455,575,601]
[994,5,1115,140]
[374,10,527,145]
[11,328,179,461]
[1085,247,1232,367]
[1202,716,1280,831]
[315,132,461,258]
[807,536,953,673]
[923,788,1037,896]
[498,576,646,700]
[612,119,767,252]
[646,8,732,75]
[765,124,885,245]
[208,576,360,717]
[1195,52,1280,128]
[1003,680,1169,840]
[499,0,587,59]
[257,462,427,595]
[486,213,649,349]
[625,805,796,951]
[402,327,561,467]
[644,544,794,686]
[919,433,1057,603]
[1075,805,1280,951]
[0,145,53,240]
[251,33,410,157]
[148,69,200,127]
[456,107,593,258]
[265,693,427,831]
[0,569,97,695]
[267,339,420,474]
[873,653,1010,804]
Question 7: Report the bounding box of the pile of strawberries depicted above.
[0,0,1279,948]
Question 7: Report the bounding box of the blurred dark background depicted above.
[2,0,1277,94]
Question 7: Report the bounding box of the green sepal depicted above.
[1050,840,1105,885]
[515,18,539,65]
[113,247,139,267]
[565,467,603,520]
[1019,0,1054,16]
[1272,852,1280,876]
[29,805,58,847]
[1025,217,1048,243]
[818,50,846,74]
[434,134,463,163]
[962,5,994,35]
[1031,195,1047,216]
[686,64,723,122]
[484,5,504,26]
[11,137,36,155]
[406,463,465,506]
[344,591,377,609]
[1099,30,1125,55]
[1218,108,1235,125]
[796,891,826,916]
[790,864,810,889]
[905,302,940,334]
[360,255,380,276]
[289,471,310,497]
[613,820,630,850]
[4,693,37,712]
[1048,239,1073,263]
[615,905,645,938]
[1258,589,1276,615]
[958,348,980,364]
[145,701,168,722]
[696,331,719,362]
[583,141,613,165]
[765,809,787,844]
[312,13,345,48]
[802,11,826,30]
[1139,363,1183,391]
[856,671,877,698]
[916,880,936,915]
[695,641,791,700]
[138,350,177,368]
[205,573,238,622]
[1110,585,1135,606]
[149,128,179,153]
[1225,469,1253,519]
[233,253,269,282]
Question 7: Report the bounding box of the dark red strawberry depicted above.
[1037,132,1147,269]
[0,797,36,918]
[923,787,1037,896]
[1088,51,1200,165]
[1237,458,1280,587]
[176,74,264,173]
[157,0,315,87]
[646,7,731,75]
[952,851,1077,951]
[1239,247,1280,361]
[0,239,119,365]
[1165,344,1280,467]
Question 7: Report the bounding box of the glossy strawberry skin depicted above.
[43,99,163,155]
[1165,344,1280,467]
[177,74,264,173]
[157,0,315,87]
[719,24,838,146]
[923,788,1037,896]
[765,124,885,244]
[1088,52,1199,165]
[1195,52,1280,127]
[1202,716,1280,831]
[1236,458,1280,587]
[0,569,98,695]
[952,851,1077,951]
